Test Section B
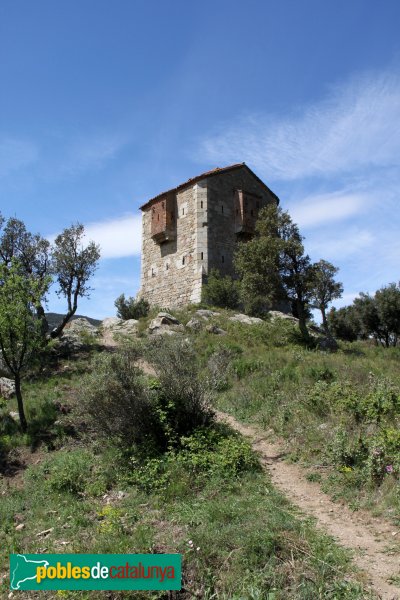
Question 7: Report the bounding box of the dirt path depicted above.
[216,410,400,600]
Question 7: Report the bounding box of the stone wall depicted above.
[140,184,204,307]
[206,169,277,278]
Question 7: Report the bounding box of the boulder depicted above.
[195,309,220,320]
[148,312,184,335]
[206,324,227,335]
[268,311,298,324]
[229,313,263,325]
[101,317,139,335]
[0,352,11,377]
[64,318,99,336]
[317,336,338,352]
[56,333,85,353]
[102,317,123,329]
[0,377,15,399]
[186,318,202,331]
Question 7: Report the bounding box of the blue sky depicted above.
[1,0,400,318]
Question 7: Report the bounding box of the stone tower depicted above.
[139,163,279,308]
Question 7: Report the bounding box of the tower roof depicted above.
[139,163,279,210]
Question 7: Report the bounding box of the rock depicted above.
[206,325,226,335]
[102,317,123,329]
[64,318,99,336]
[149,312,184,335]
[36,527,54,538]
[0,377,15,399]
[268,311,298,324]
[156,312,181,325]
[317,336,338,352]
[15,523,25,531]
[56,333,85,353]
[101,317,139,336]
[195,309,220,320]
[186,318,202,331]
[9,411,19,421]
[229,313,263,325]
[0,352,11,377]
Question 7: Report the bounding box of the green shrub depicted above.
[359,376,400,423]
[83,346,163,452]
[202,269,240,309]
[114,294,150,320]
[207,347,233,391]
[232,358,264,380]
[27,450,94,496]
[130,427,261,492]
[145,336,214,443]
[84,338,214,455]
[365,428,400,483]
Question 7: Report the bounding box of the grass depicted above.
[1,311,396,597]
[190,313,400,524]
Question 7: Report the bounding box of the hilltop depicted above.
[0,306,399,598]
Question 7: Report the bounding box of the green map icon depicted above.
[10,554,49,590]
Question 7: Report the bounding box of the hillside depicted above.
[1,306,399,598]
[45,312,102,330]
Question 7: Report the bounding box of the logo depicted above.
[10,554,181,591]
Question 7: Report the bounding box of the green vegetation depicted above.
[192,314,400,523]
[115,294,150,320]
[0,260,50,431]
[0,213,100,342]
[0,319,381,598]
[328,283,400,346]
[201,268,240,309]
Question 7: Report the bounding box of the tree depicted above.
[115,294,150,320]
[0,216,50,335]
[0,215,100,340]
[327,306,359,342]
[51,224,100,338]
[353,293,383,344]
[235,204,313,337]
[309,260,343,334]
[374,283,400,347]
[0,261,51,431]
[201,269,240,309]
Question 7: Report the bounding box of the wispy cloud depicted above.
[62,133,128,175]
[48,214,142,260]
[200,70,400,181]
[82,214,142,259]
[307,227,374,261]
[289,190,368,228]
[0,137,38,178]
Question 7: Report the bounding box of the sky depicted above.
[1,0,400,318]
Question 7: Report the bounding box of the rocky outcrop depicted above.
[229,313,263,325]
[0,377,15,399]
[148,313,185,335]
[64,318,99,336]
[206,324,227,335]
[102,317,139,335]
[195,310,220,320]
[186,318,202,332]
[268,311,299,325]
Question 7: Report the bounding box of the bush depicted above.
[207,347,233,391]
[129,426,261,492]
[145,336,214,443]
[114,294,150,320]
[84,338,214,455]
[83,346,163,452]
[26,449,94,496]
[202,269,240,309]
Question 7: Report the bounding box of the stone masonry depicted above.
[139,163,279,308]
